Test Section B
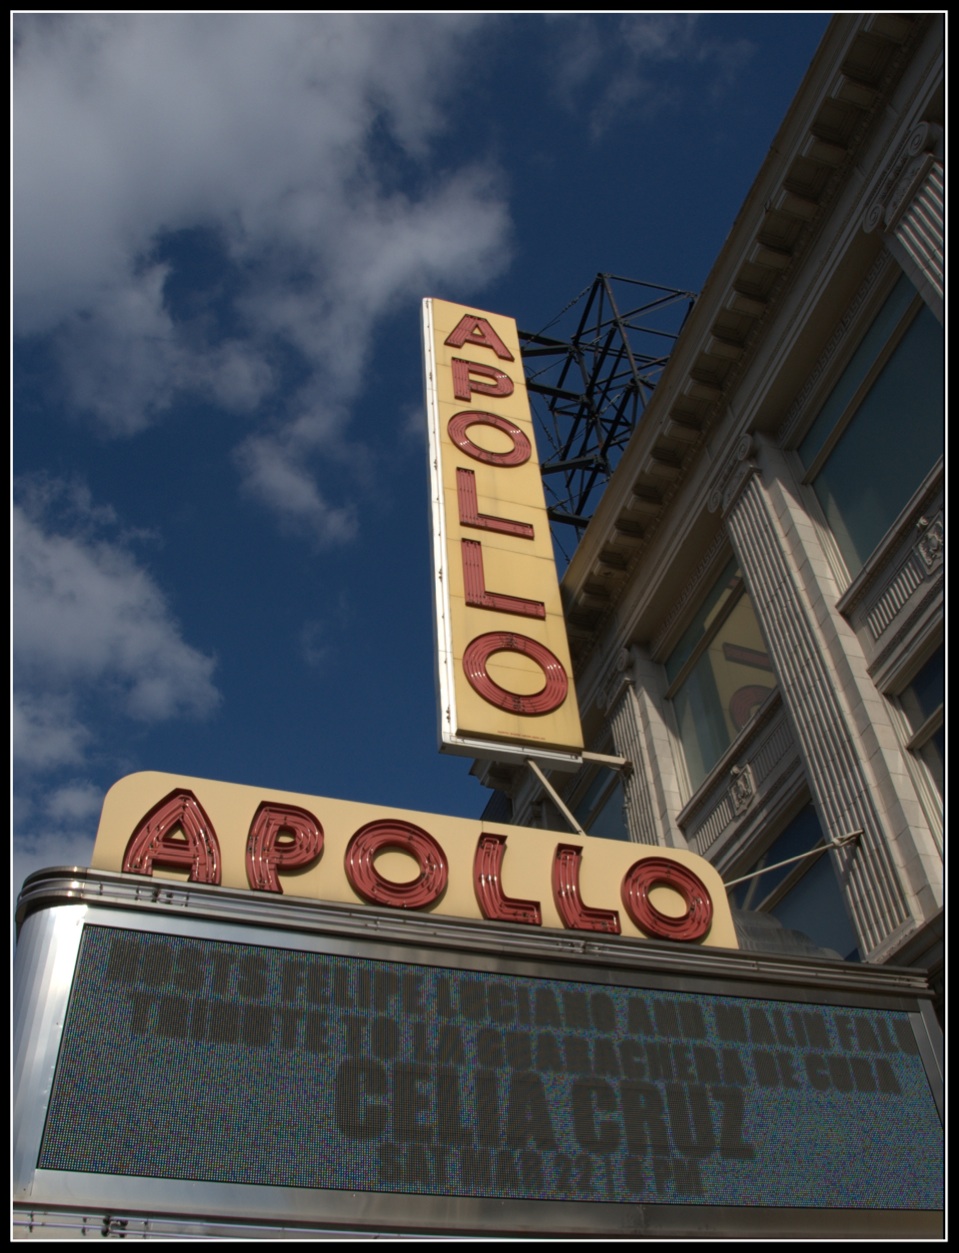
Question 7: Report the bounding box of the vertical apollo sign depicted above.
[424,300,583,766]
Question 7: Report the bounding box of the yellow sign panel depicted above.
[423,298,583,765]
[91,772,738,949]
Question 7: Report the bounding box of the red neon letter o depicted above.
[447,412,531,466]
[345,820,448,909]
[463,632,568,715]
[621,857,713,942]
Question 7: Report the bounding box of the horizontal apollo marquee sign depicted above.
[423,298,583,766]
[91,773,738,949]
[22,914,944,1233]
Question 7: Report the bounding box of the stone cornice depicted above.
[558,14,930,671]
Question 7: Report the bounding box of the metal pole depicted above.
[527,760,587,836]
[724,830,862,889]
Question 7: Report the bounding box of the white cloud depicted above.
[13,486,220,748]
[13,14,511,526]
[619,12,698,57]
[547,14,756,137]
[43,781,106,825]
[299,620,331,671]
[12,693,90,772]
[234,434,359,545]
[49,267,274,435]
[12,485,222,903]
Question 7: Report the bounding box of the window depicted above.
[897,645,944,804]
[665,558,776,792]
[730,805,860,961]
[797,275,944,577]
[572,768,629,842]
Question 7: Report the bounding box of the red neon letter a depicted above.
[122,788,221,884]
[444,315,514,361]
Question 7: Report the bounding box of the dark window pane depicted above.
[905,648,944,727]
[799,274,917,466]
[732,805,860,961]
[671,589,774,790]
[811,304,943,573]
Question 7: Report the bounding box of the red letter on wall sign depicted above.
[461,540,546,619]
[448,412,531,466]
[246,803,324,894]
[444,315,514,361]
[456,468,533,539]
[621,857,713,942]
[473,833,542,925]
[344,820,448,909]
[463,631,568,715]
[451,358,514,403]
[122,788,221,884]
[552,844,621,934]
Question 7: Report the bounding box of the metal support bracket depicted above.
[581,749,630,771]
[724,830,863,889]
[527,760,587,836]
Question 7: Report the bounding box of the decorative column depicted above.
[603,646,687,851]
[708,436,928,960]
[863,121,943,322]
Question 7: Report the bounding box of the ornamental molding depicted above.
[706,435,757,517]
[729,764,755,817]
[862,512,944,642]
[915,511,944,572]
[863,122,943,236]
[867,585,942,688]
[680,697,796,859]
[600,649,636,715]
[837,465,943,617]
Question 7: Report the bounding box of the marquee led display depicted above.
[39,926,943,1213]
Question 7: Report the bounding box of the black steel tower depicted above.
[520,274,696,562]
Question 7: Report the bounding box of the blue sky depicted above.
[12,13,831,902]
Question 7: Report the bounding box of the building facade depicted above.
[475,13,944,1004]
